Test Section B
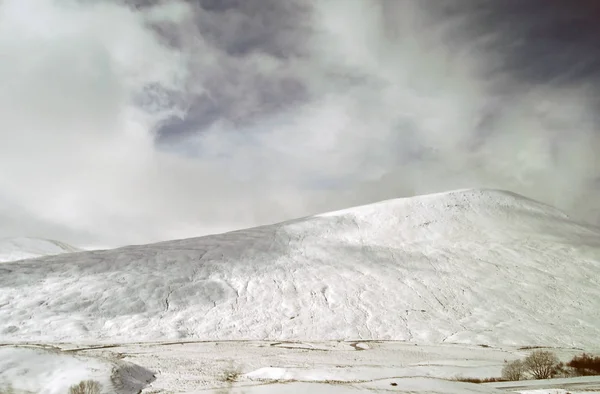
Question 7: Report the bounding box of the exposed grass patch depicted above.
[0,384,15,394]
[518,346,546,350]
[451,377,505,384]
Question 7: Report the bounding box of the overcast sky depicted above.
[1,0,600,248]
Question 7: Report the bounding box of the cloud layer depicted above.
[1,0,600,247]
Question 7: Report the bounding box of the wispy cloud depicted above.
[1,0,599,247]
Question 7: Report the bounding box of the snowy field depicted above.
[2,341,599,393]
[1,189,600,393]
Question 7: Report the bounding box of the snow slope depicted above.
[0,237,79,263]
[1,189,599,346]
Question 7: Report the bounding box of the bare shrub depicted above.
[567,353,600,376]
[216,363,244,394]
[523,350,559,380]
[220,365,242,383]
[68,380,102,394]
[502,359,525,381]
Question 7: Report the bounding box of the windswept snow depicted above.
[1,189,600,346]
[46,340,514,393]
[0,346,154,394]
[0,237,79,263]
[487,375,600,393]
[55,341,600,393]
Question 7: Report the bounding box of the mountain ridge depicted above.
[0,237,79,263]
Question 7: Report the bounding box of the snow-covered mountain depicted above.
[0,237,79,263]
[1,189,599,347]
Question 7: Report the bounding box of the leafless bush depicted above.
[523,350,559,380]
[220,365,242,383]
[215,362,246,394]
[502,359,525,381]
[67,380,102,394]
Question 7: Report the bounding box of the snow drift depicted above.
[0,237,79,263]
[0,346,155,394]
[1,189,599,346]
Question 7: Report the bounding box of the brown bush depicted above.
[567,353,600,375]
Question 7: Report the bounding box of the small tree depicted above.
[68,380,101,394]
[523,350,559,380]
[502,359,525,381]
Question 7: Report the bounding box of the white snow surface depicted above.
[487,375,600,392]
[0,237,79,263]
[1,189,600,345]
[56,341,600,393]
[0,346,154,394]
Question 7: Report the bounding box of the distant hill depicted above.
[0,237,79,263]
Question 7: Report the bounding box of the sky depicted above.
[1,0,600,248]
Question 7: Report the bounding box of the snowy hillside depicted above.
[0,237,79,263]
[1,189,599,346]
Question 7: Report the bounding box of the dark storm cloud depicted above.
[196,0,310,58]
[154,0,312,141]
[158,0,600,140]
[462,0,600,189]
[452,0,600,86]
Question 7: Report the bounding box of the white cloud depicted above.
[1,0,599,247]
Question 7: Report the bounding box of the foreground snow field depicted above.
[1,189,600,346]
[5,341,597,393]
[0,237,79,263]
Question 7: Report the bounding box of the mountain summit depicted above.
[1,189,599,346]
